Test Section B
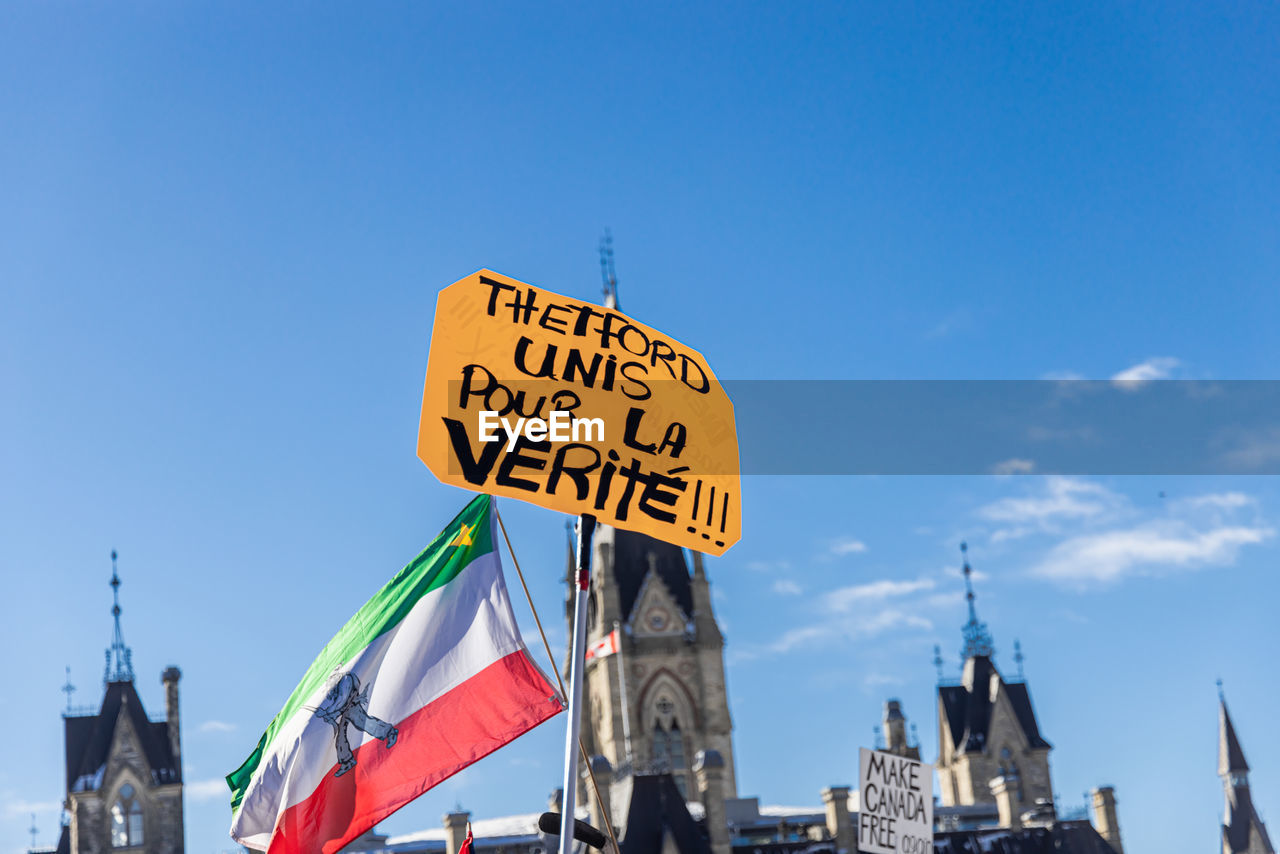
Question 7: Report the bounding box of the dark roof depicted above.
[938,657,1050,755]
[934,821,1118,854]
[613,529,693,621]
[64,680,179,793]
[620,774,709,854]
[1224,781,1274,854]
[1220,702,1250,775]
[55,824,70,854]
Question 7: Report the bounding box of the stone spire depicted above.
[1219,690,1275,854]
[959,542,994,662]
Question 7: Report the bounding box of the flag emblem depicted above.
[226,494,563,854]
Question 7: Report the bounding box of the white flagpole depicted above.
[559,514,596,854]
[613,620,633,766]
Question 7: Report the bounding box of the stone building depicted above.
[570,524,738,803]
[345,538,1130,854]
[40,553,184,854]
[934,543,1053,820]
[1219,689,1274,854]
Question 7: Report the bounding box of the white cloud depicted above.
[1176,492,1255,511]
[1219,427,1280,471]
[199,720,236,734]
[186,779,231,802]
[1111,356,1180,389]
[979,477,1122,527]
[823,578,935,613]
[768,610,932,654]
[1030,522,1273,586]
[772,579,803,596]
[992,458,1035,475]
[829,538,867,556]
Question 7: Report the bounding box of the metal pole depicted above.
[559,514,596,854]
[614,620,633,766]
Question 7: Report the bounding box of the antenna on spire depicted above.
[599,229,619,309]
[1013,639,1025,680]
[62,666,76,713]
[933,644,944,682]
[1217,677,1225,702]
[959,542,995,662]
[104,550,134,684]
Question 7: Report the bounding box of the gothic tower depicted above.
[59,553,184,854]
[569,524,738,801]
[935,545,1052,813]
[1219,689,1275,854]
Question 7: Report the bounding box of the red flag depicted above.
[460,823,474,854]
[585,629,620,661]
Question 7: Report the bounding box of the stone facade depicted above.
[573,526,738,803]
[63,674,184,854]
[935,662,1053,810]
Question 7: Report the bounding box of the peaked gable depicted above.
[630,569,691,638]
[620,774,709,854]
[65,680,179,793]
[937,657,1050,755]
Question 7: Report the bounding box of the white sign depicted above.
[858,748,933,854]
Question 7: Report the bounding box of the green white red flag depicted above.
[225,494,563,854]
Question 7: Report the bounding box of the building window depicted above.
[652,716,689,797]
[111,783,144,848]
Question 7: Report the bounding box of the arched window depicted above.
[111,783,144,848]
[651,698,689,798]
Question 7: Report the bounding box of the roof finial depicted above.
[1217,677,1225,702]
[933,644,944,682]
[1014,639,1025,680]
[599,229,619,310]
[62,666,76,713]
[958,542,995,661]
[104,549,134,684]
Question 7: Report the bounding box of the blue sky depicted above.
[3,3,1279,853]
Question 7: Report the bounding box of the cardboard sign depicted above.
[858,748,933,854]
[418,270,741,555]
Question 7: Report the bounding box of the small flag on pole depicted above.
[460,822,474,854]
[226,494,563,854]
[585,628,619,661]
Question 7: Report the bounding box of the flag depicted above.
[585,628,619,661]
[460,822,474,854]
[226,494,563,854]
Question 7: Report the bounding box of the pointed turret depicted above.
[1220,697,1250,778]
[1219,688,1274,854]
[690,551,723,647]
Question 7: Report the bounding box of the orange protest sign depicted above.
[418,269,741,555]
